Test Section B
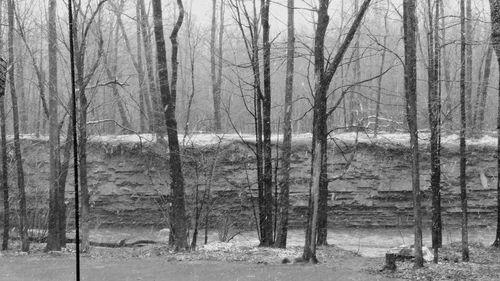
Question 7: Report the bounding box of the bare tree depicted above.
[491,0,500,248]
[0,0,8,251]
[403,0,423,268]
[152,0,188,251]
[210,0,222,132]
[139,0,162,135]
[474,42,493,132]
[302,0,371,262]
[275,0,294,249]
[8,0,29,252]
[460,0,470,261]
[72,0,108,251]
[427,0,442,262]
[465,0,474,131]
[46,0,62,251]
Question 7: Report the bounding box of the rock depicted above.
[158,228,170,241]
[387,245,434,262]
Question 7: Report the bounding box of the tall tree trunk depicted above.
[0,0,9,252]
[105,14,132,131]
[427,0,442,261]
[46,0,62,252]
[260,0,274,247]
[403,0,423,268]
[349,0,361,129]
[216,0,224,132]
[16,57,27,134]
[475,43,493,132]
[374,2,389,137]
[138,0,161,135]
[303,0,371,262]
[491,0,500,248]
[152,0,188,251]
[459,0,470,262]
[8,0,28,252]
[465,0,473,131]
[275,0,294,249]
[136,1,147,132]
[441,1,453,131]
[77,56,90,252]
[210,0,221,132]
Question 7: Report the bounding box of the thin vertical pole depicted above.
[68,0,80,280]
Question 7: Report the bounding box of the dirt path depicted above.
[0,255,399,281]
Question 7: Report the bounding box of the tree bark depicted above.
[489,0,500,248]
[441,1,453,131]
[460,0,470,262]
[104,13,132,131]
[275,0,294,249]
[136,0,148,132]
[260,0,274,247]
[403,0,423,268]
[152,0,188,251]
[475,43,493,132]
[465,0,473,131]
[303,0,371,262]
[8,0,29,252]
[138,0,161,135]
[210,0,221,132]
[0,0,9,252]
[46,0,62,252]
[374,2,389,137]
[427,0,442,260]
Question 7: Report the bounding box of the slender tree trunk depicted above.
[427,0,442,261]
[104,18,131,131]
[460,0,470,262]
[275,0,294,249]
[8,0,28,252]
[216,0,224,132]
[210,0,221,132]
[374,2,389,137]
[349,0,361,129]
[139,0,161,135]
[0,90,7,251]
[489,0,500,248]
[403,0,423,268]
[475,43,493,132]
[260,0,274,247]
[136,1,147,132]
[46,0,61,252]
[152,0,188,251]
[16,57,27,134]
[441,1,453,131]
[303,0,371,262]
[0,0,9,252]
[465,0,473,131]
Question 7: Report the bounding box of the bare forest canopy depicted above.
[2,0,495,137]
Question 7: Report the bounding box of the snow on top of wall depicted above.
[17,131,498,149]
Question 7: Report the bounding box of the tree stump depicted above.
[383,253,397,271]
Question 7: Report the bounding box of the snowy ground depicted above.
[18,131,499,149]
